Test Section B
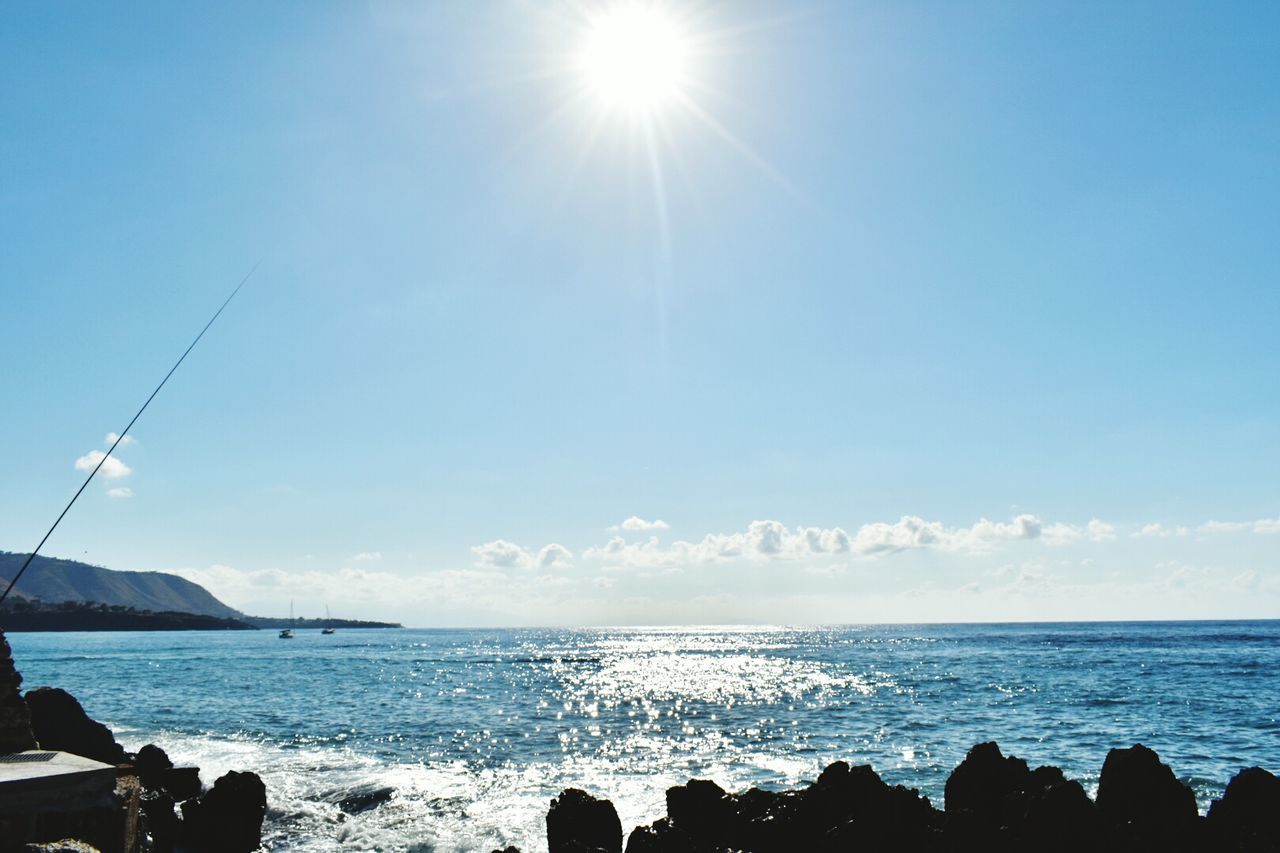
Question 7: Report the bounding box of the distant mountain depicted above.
[0,552,242,619]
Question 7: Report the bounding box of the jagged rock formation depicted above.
[534,742,1279,853]
[179,770,268,853]
[944,741,1100,850]
[25,687,127,766]
[0,629,37,752]
[1206,766,1280,851]
[547,788,623,853]
[625,761,940,852]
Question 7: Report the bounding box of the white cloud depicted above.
[105,432,136,447]
[351,551,382,561]
[1201,520,1250,534]
[1200,518,1280,535]
[1040,518,1115,546]
[1133,523,1190,538]
[537,544,574,568]
[616,516,670,532]
[472,539,533,568]
[969,514,1043,542]
[74,450,132,480]
[1087,519,1116,541]
[1041,523,1083,546]
[584,536,667,566]
[578,513,1127,569]
[585,520,853,567]
[851,513,1044,555]
[107,487,133,499]
[471,540,573,570]
[849,516,948,554]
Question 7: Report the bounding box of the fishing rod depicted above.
[0,262,260,606]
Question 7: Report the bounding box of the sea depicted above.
[7,621,1279,852]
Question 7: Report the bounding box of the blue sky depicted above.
[2,1,1277,625]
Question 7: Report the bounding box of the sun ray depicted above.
[642,119,672,266]
[672,90,800,198]
[641,116,673,357]
[482,0,804,285]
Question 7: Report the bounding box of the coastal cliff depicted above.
[0,552,401,632]
[0,554,241,619]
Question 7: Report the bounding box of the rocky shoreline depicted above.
[1,631,263,853]
[525,742,1279,853]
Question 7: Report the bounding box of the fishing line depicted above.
[0,261,261,606]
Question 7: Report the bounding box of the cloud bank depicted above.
[577,514,1126,568]
[174,511,1280,626]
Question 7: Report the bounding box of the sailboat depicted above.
[278,600,295,639]
[321,605,335,635]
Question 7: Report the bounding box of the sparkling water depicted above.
[8,621,1278,852]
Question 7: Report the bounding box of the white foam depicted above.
[125,729,822,852]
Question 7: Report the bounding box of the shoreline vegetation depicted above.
[0,599,401,632]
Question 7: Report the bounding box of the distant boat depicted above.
[321,605,335,635]
[279,600,295,639]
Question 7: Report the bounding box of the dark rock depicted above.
[1096,744,1200,849]
[489,848,522,853]
[337,785,395,815]
[140,791,182,853]
[813,759,938,826]
[630,762,942,853]
[943,742,1100,851]
[812,763,943,852]
[134,744,173,775]
[1206,766,1280,851]
[665,779,730,842]
[624,819,699,853]
[547,788,623,853]
[1020,778,1103,852]
[24,687,126,765]
[735,788,809,853]
[0,629,37,753]
[133,743,198,802]
[159,767,202,802]
[179,770,267,853]
[944,741,1032,818]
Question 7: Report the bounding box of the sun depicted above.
[578,4,691,116]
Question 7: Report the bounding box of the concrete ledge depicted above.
[0,751,117,813]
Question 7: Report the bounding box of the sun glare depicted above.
[578,4,690,116]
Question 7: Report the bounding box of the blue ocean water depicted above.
[7,621,1279,852]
